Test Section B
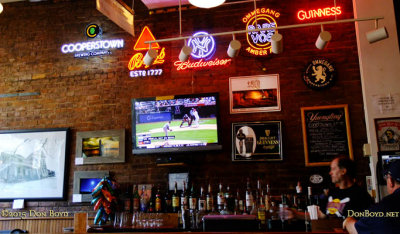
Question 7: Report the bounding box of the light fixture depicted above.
[188,0,225,9]
[0,3,3,15]
[366,19,388,43]
[315,25,332,50]
[143,45,158,66]
[227,35,241,58]
[271,31,283,54]
[179,40,193,62]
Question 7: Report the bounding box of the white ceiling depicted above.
[140,0,190,10]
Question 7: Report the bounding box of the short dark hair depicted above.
[336,156,356,179]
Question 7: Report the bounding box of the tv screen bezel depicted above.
[131,92,223,155]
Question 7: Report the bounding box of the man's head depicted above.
[329,157,356,185]
[384,160,400,194]
[385,129,394,140]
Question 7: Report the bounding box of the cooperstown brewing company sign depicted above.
[242,8,280,56]
[61,24,124,58]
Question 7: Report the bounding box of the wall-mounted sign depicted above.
[188,31,216,59]
[297,6,342,21]
[242,8,280,56]
[174,31,231,70]
[128,26,165,78]
[61,24,124,58]
[303,59,336,90]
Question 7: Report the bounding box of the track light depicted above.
[227,35,241,58]
[366,20,388,43]
[179,40,193,62]
[271,31,283,54]
[189,0,225,9]
[315,25,332,50]
[143,45,158,66]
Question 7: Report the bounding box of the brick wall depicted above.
[0,0,368,216]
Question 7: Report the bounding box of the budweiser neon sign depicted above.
[297,6,342,20]
[174,58,231,71]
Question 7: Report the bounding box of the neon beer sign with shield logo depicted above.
[242,8,280,56]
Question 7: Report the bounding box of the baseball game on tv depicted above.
[131,93,222,154]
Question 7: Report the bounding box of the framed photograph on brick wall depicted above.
[229,74,281,114]
[374,117,400,152]
[0,128,69,200]
[232,121,283,162]
[75,129,125,165]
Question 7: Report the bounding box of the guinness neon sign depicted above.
[297,6,342,21]
[242,8,280,56]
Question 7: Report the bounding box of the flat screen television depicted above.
[131,92,222,155]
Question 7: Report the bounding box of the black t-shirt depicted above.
[355,188,400,234]
[320,184,373,218]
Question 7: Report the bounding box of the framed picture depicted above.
[229,74,281,114]
[232,121,283,162]
[301,104,353,167]
[374,117,400,151]
[0,128,69,200]
[72,170,109,203]
[75,129,125,165]
[168,172,189,191]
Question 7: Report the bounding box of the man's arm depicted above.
[343,217,358,234]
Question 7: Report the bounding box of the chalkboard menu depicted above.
[301,104,353,166]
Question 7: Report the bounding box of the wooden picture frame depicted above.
[0,128,69,200]
[232,121,283,162]
[75,129,125,165]
[374,117,400,152]
[72,170,109,203]
[301,105,353,166]
[229,74,281,114]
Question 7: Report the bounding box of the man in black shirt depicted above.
[343,160,400,234]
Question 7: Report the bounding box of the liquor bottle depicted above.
[279,194,289,231]
[189,183,197,211]
[225,185,234,213]
[164,188,172,213]
[155,185,162,213]
[206,183,214,213]
[198,186,206,213]
[265,184,271,211]
[257,192,267,230]
[132,184,140,212]
[235,188,244,214]
[181,181,188,210]
[217,182,225,212]
[295,181,305,212]
[140,185,148,212]
[245,178,253,214]
[172,181,180,213]
[181,207,190,230]
[305,186,313,232]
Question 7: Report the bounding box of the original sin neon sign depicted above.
[297,6,342,21]
[174,31,231,71]
[242,8,280,56]
[127,26,165,78]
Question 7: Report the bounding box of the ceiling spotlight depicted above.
[188,0,225,9]
[143,46,158,66]
[0,3,3,14]
[315,26,332,50]
[227,35,241,58]
[271,32,283,54]
[366,26,388,43]
[179,40,193,62]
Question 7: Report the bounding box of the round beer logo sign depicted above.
[303,59,336,90]
[86,24,101,38]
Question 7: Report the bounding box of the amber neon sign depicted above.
[127,26,165,77]
[242,8,280,56]
[297,6,342,21]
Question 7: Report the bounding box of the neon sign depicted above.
[127,26,165,77]
[242,8,280,56]
[61,24,124,58]
[187,31,216,59]
[297,6,342,20]
[174,58,231,71]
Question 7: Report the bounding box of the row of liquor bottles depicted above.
[128,178,318,217]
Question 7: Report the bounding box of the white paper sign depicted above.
[371,93,400,114]
[75,157,84,165]
[73,194,82,203]
[12,199,24,209]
